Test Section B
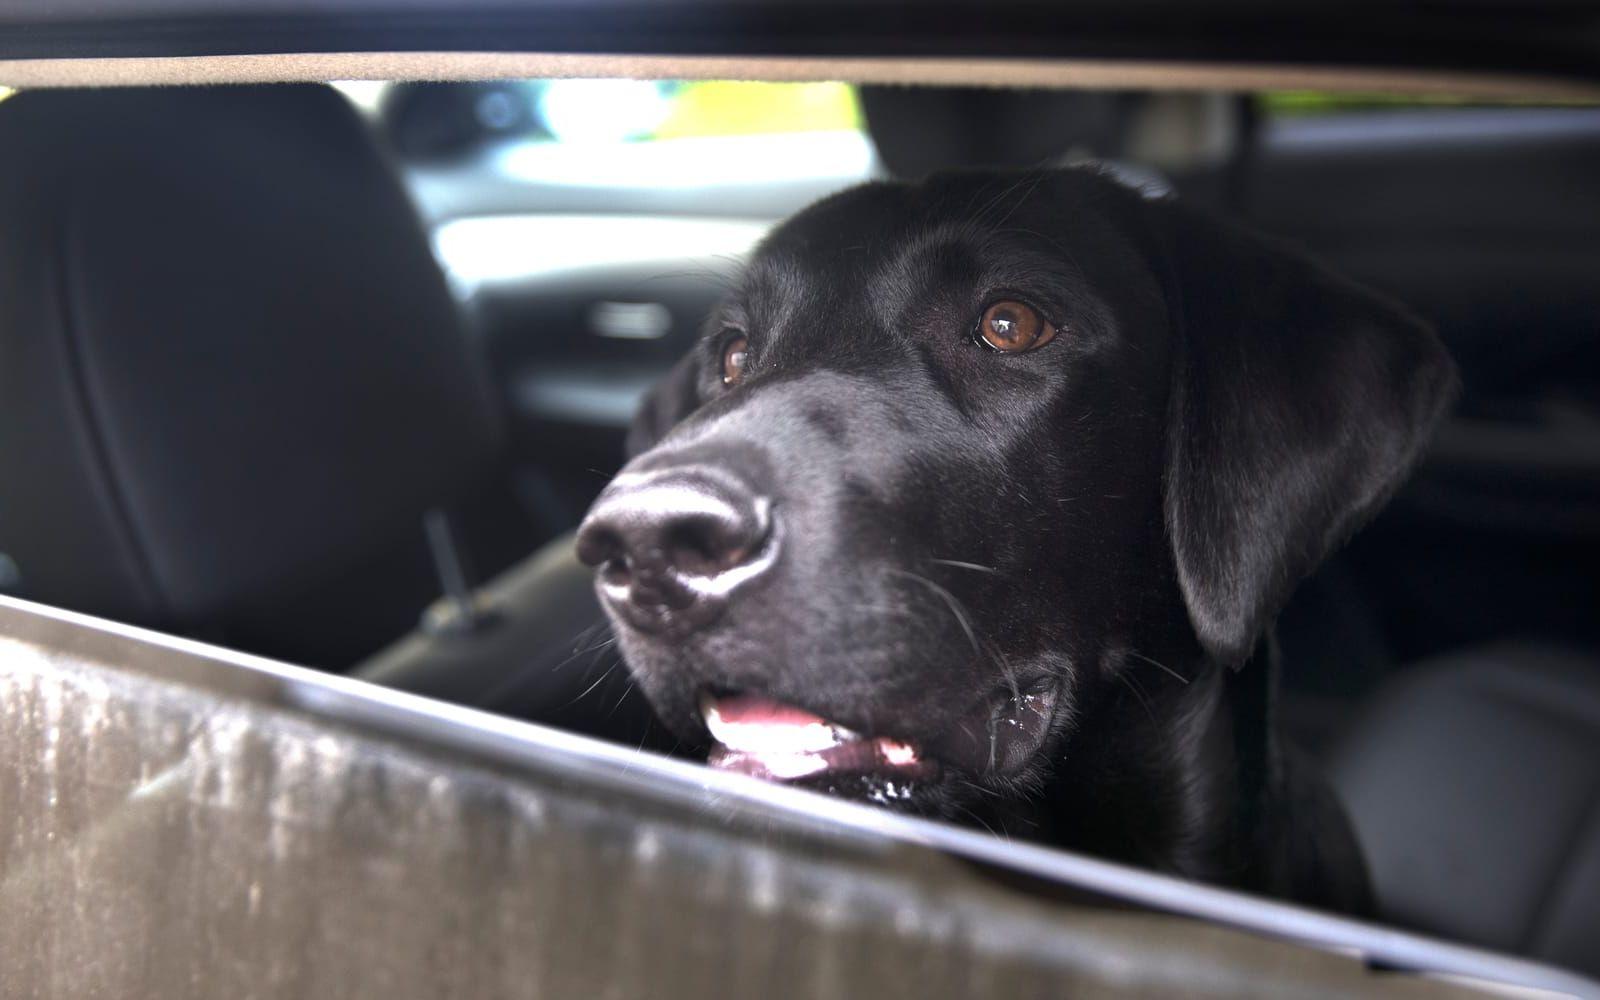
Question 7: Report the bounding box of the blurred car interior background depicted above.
[0,77,1595,975]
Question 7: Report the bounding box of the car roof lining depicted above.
[4,52,1600,99]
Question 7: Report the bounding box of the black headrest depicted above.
[0,85,501,635]
[859,86,1137,178]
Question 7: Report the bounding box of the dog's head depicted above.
[577,169,1456,813]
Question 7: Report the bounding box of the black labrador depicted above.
[575,168,1457,915]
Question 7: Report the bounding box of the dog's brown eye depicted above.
[721,334,749,386]
[978,300,1056,353]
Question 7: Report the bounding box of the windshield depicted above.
[336,79,877,215]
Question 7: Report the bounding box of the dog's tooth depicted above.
[703,708,846,754]
[707,745,832,780]
[878,739,919,766]
[756,753,830,780]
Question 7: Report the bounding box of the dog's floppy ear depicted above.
[626,350,705,459]
[1147,198,1458,667]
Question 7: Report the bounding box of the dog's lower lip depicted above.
[699,691,929,782]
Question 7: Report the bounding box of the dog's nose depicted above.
[576,466,778,630]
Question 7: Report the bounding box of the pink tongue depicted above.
[711,693,832,728]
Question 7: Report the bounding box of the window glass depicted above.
[335,79,874,198]
[1260,90,1599,116]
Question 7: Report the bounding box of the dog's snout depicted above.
[577,466,778,631]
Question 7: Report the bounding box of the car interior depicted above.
[0,78,1595,976]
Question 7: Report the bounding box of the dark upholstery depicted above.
[1331,644,1600,976]
[859,86,1136,178]
[356,531,667,749]
[0,85,501,660]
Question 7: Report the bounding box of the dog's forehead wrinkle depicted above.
[745,257,811,343]
[737,274,878,376]
[671,370,936,478]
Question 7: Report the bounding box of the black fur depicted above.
[586,168,1457,914]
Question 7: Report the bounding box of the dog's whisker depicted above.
[605,677,640,718]
[708,251,751,270]
[992,223,1075,262]
[562,622,608,656]
[858,603,919,617]
[971,169,1044,225]
[555,634,617,675]
[994,650,1025,704]
[1115,670,1159,727]
[958,778,1005,802]
[986,170,1050,231]
[929,558,1002,575]
[581,649,621,686]
[636,256,744,289]
[558,662,619,711]
[953,717,984,755]
[954,804,1010,843]
[475,624,614,704]
[1128,649,1190,686]
[885,568,985,665]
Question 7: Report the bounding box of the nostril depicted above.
[599,554,632,587]
[664,507,766,577]
[575,524,625,571]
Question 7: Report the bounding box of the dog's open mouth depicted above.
[699,691,936,784]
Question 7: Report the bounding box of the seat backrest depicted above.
[0,84,503,663]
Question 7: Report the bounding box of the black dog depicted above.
[576,168,1456,915]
